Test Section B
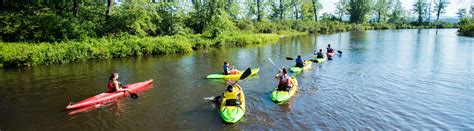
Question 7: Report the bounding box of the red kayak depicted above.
[66,79,153,110]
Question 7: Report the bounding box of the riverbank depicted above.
[0,32,280,68]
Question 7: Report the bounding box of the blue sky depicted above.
[319,0,473,17]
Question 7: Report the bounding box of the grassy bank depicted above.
[0,33,280,68]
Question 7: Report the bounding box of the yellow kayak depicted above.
[206,68,260,79]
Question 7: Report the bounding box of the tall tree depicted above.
[291,0,300,20]
[412,0,428,25]
[433,0,448,21]
[73,0,78,16]
[105,0,113,20]
[334,0,349,21]
[348,0,371,23]
[389,0,404,24]
[257,0,262,21]
[311,0,322,21]
[456,8,467,19]
[373,0,390,23]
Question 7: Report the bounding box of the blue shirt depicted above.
[295,58,304,63]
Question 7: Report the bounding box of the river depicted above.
[0,29,473,130]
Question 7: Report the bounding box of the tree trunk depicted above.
[293,2,298,19]
[73,0,78,16]
[0,0,4,10]
[279,0,283,20]
[377,10,381,23]
[312,0,318,21]
[257,0,261,21]
[105,0,113,20]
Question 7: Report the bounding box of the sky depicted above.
[319,0,473,17]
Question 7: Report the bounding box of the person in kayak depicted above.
[295,55,304,68]
[223,84,242,106]
[223,61,240,75]
[107,73,129,93]
[314,49,324,58]
[275,68,292,91]
[327,44,334,54]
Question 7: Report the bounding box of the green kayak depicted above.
[220,85,246,123]
[310,54,327,63]
[289,61,312,73]
[271,77,298,103]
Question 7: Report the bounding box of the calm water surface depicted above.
[1,29,473,130]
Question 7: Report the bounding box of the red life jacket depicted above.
[107,80,115,92]
[327,47,334,53]
[279,75,290,85]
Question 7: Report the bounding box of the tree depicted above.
[291,0,300,20]
[456,8,467,19]
[311,0,322,21]
[334,0,349,21]
[105,0,113,20]
[433,0,448,21]
[412,0,428,25]
[348,0,372,23]
[270,0,288,20]
[389,0,404,24]
[373,0,390,23]
[73,0,78,16]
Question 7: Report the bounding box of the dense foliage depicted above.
[458,18,474,37]
[0,0,466,68]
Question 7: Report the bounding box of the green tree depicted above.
[310,0,322,21]
[291,0,301,20]
[433,0,448,21]
[348,0,372,23]
[456,8,467,19]
[412,0,428,25]
[105,0,113,20]
[301,2,314,21]
[334,0,349,21]
[389,0,404,24]
[269,0,289,20]
[373,0,390,23]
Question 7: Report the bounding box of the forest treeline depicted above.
[0,0,471,67]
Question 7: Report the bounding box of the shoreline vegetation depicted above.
[0,1,470,68]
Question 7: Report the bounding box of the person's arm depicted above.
[114,81,128,92]
[275,71,281,79]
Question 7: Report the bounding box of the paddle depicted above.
[211,68,252,103]
[286,57,294,60]
[120,83,139,99]
[267,58,282,71]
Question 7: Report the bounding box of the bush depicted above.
[458,18,474,37]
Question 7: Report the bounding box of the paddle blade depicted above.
[130,93,139,99]
[239,68,252,80]
[286,57,294,60]
[337,50,342,54]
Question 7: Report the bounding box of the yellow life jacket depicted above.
[224,90,238,100]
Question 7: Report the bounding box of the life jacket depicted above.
[107,80,116,92]
[224,90,238,100]
[327,47,334,53]
[279,75,291,86]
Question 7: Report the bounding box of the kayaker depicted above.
[223,84,242,106]
[107,73,129,93]
[327,44,334,54]
[315,49,324,58]
[223,61,240,75]
[295,55,304,68]
[275,68,292,91]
